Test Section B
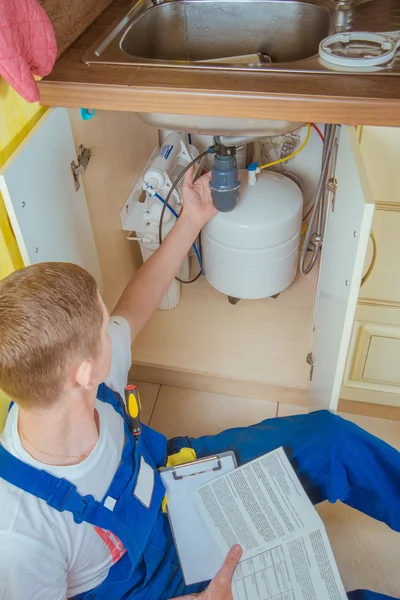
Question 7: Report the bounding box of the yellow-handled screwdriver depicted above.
[125,384,142,437]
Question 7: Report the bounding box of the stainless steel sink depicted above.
[121,1,330,64]
[83,0,400,75]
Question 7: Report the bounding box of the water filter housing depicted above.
[202,171,303,300]
[143,131,183,191]
[120,131,200,310]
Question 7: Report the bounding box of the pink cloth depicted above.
[0,0,57,102]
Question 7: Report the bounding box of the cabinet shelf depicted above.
[132,269,318,402]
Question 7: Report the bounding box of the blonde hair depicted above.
[0,263,103,410]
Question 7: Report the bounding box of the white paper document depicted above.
[193,447,347,600]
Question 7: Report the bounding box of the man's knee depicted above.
[309,409,354,434]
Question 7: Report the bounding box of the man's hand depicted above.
[172,546,243,600]
[112,166,217,342]
[198,545,242,600]
[180,166,217,228]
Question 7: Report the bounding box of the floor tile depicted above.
[131,382,160,425]
[318,501,400,595]
[150,386,277,439]
[339,411,400,450]
[277,403,309,417]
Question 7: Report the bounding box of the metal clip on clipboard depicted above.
[172,455,222,480]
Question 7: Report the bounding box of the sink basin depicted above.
[135,113,306,136]
[120,1,330,64]
[84,0,340,71]
[83,0,399,74]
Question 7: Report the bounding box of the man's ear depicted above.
[75,360,96,390]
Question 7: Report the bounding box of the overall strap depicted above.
[0,385,131,524]
[97,383,131,429]
[0,387,164,586]
[0,441,143,577]
[0,385,135,520]
[0,444,101,524]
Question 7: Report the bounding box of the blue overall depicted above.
[0,384,399,600]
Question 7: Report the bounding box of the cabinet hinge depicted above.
[70,145,92,192]
[327,177,338,212]
[306,352,314,382]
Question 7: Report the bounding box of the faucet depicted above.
[334,0,373,31]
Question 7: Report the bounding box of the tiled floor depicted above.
[151,386,277,438]
[134,381,160,425]
[136,382,400,596]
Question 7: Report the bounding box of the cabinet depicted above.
[360,209,400,306]
[342,304,400,408]
[0,109,102,286]
[0,107,158,309]
[341,127,400,411]
[1,110,375,414]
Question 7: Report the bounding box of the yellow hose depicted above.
[361,231,377,287]
[259,123,311,170]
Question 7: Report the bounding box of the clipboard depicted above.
[159,452,237,585]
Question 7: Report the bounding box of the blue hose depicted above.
[154,193,204,275]
[154,193,179,219]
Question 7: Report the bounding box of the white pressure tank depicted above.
[202,171,303,300]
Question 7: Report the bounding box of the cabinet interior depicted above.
[72,109,328,404]
[130,270,318,405]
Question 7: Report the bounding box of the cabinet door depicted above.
[359,126,400,205]
[359,208,400,305]
[342,304,400,407]
[309,126,374,411]
[0,108,102,286]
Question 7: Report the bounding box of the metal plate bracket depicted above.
[70,145,92,191]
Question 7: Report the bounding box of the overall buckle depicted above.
[47,479,94,524]
[73,495,95,524]
[46,478,77,512]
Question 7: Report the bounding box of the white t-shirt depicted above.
[0,317,132,600]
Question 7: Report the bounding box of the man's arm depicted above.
[112,168,215,342]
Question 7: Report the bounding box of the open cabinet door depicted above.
[0,108,102,286]
[309,126,374,412]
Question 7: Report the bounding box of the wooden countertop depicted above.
[39,0,400,126]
